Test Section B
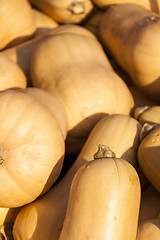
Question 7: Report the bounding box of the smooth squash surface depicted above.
[13,114,141,240]
[100,4,160,101]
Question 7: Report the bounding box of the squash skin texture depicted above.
[30,32,134,155]
[13,114,141,240]
[0,90,65,208]
[100,4,160,101]
[29,0,94,24]
[138,125,160,192]
[59,157,140,240]
[2,24,97,87]
[0,0,36,50]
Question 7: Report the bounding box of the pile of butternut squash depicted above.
[0,1,160,239]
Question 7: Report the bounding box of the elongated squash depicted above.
[100,4,160,101]
[13,114,141,240]
[30,32,134,156]
[29,0,93,24]
[59,145,140,240]
[92,0,160,13]
[136,218,160,239]
[134,105,160,126]
[138,124,160,191]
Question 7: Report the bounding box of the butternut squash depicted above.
[0,89,65,208]
[134,105,160,126]
[29,0,94,23]
[0,53,26,90]
[0,0,36,50]
[92,0,160,13]
[138,124,160,191]
[100,3,160,101]
[136,218,160,239]
[13,114,141,240]
[2,24,96,87]
[59,145,140,240]
[30,32,134,156]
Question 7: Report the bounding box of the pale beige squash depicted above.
[0,53,26,90]
[13,114,141,240]
[19,87,68,139]
[92,0,160,13]
[59,145,140,240]
[138,124,160,191]
[100,4,160,101]
[29,0,94,23]
[136,218,160,240]
[0,0,36,50]
[30,32,134,156]
[0,90,65,208]
[2,24,97,87]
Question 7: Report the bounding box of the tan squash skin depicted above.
[92,0,160,13]
[100,4,160,101]
[32,8,59,37]
[59,148,140,240]
[139,185,160,223]
[2,24,97,87]
[30,32,134,156]
[0,90,65,208]
[29,0,94,24]
[0,0,36,50]
[138,125,160,191]
[13,114,141,240]
[0,53,26,90]
[134,105,160,126]
[19,87,68,139]
[136,219,160,239]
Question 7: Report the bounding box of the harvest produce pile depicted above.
[0,0,160,239]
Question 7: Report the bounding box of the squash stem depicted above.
[94,144,116,159]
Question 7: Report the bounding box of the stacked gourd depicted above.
[0,1,160,240]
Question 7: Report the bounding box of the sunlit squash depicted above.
[2,24,96,87]
[134,105,160,126]
[136,218,160,240]
[92,0,160,13]
[0,53,26,90]
[59,145,140,240]
[138,124,160,191]
[0,0,36,50]
[100,3,160,101]
[13,114,141,240]
[29,0,94,24]
[0,90,64,208]
[19,87,68,139]
[30,32,134,156]
[138,185,160,223]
